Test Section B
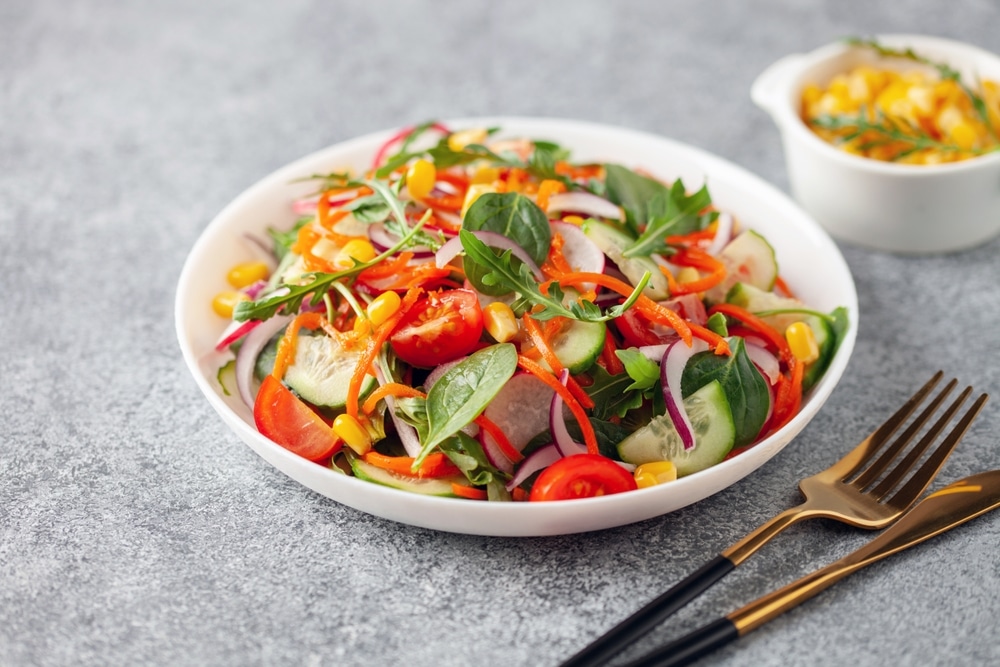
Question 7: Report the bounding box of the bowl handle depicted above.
[751,53,804,114]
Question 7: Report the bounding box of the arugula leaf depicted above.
[266,216,312,260]
[438,431,506,486]
[343,195,391,224]
[459,230,648,323]
[415,343,518,468]
[623,181,714,258]
[234,182,430,322]
[681,337,770,448]
[603,164,670,236]
[585,364,645,420]
[615,348,660,392]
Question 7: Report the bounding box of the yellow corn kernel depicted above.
[785,321,820,364]
[212,290,249,318]
[471,165,501,184]
[405,158,437,200]
[336,238,377,268]
[461,183,497,219]
[483,301,518,343]
[366,290,402,327]
[333,414,372,455]
[561,215,585,226]
[226,261,270,289]
[675,266,701,285]
[948,121,978,150]
[634,461,678,489]
[448,128,489,152]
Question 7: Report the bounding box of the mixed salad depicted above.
[212,122,848,502]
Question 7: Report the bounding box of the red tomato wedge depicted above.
[389,289,484,367]
[529,454,637,501]
[253,375,342,462]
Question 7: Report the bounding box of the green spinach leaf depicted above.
[623,181,714,258]
[416,343,518,468]
[603,164,670,236]
[462,192,551,264]
[681,337,770,448]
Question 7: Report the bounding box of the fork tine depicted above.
[846,371,945,484]
[866,385,970,498]
[883,391,989,508]
[852,377,957,489]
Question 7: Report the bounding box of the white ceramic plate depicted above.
[175,117,858,536]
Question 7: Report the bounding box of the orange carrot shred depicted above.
[361,383,426,415]
[516,355,599,456]
[474,414,524,464]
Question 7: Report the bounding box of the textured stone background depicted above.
[2,1,999,665]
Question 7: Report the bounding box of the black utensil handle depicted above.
[619,617,739,667]
[559,554,735,667]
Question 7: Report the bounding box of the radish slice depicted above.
[480,372,555,472]
[660,339,709,450]
[551,370,587,457]
[435,231,543,280]
[216,319,259,351]
[373,366,423,458]
[745,340,780,385]
[505,443,561,491]
[551,221,605,279]
[546,192,623,221]
[705,212,734,257]
[234,314,292,409]
[638,344,669,362]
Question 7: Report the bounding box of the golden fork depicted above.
[561,371,988,667]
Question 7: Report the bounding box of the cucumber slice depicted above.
[347,453,465,496]
[616,380,736,477]
[726,282,806,333]
[705,230,778,303]
[582,220,670,299]
[802,315,835,391]
[544,320,607,374]
[284,334,376,408]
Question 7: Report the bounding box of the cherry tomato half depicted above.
[529,454,638,501]
[253,375,342,462]
[389,289,484,367]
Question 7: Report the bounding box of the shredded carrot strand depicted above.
[541,232,574,280]
[357,252,415,280]
[667,247,727,295]
[600,332,625,375]
[709,303,791,363]
[362,450,460,479]
[522,315,594,409]
[516,355,599,456]
[362,383,426,415]
[270,312,327,381]
[451,483,488,500]
[769,358,804,433]
[346,288,423,418]
[536,179,567,213]
[474,414,523,463]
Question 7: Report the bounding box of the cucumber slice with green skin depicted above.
[705,230,778,304]
[581,219,670,299]
[284,334,376,408]
[542,320,607,374]
[347,453,465,496]
[802,315,834,391]
[616,380,736,477]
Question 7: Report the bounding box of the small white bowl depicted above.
[752,34,1000,254]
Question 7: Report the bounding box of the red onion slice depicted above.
[234,314,293,409]
[660,339,709,451]
[367,222,434,257]
[546,192,623,221]
[373,366,423,458]
[435,230,544,280]
[550,369,587,457]
[505,443,562,492]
